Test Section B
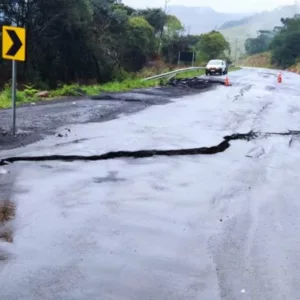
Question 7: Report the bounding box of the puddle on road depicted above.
[265,85,275,91]
[0,167,16,251]
[93,171,126,184]
[0,200,15,244]
[259,72,277,78]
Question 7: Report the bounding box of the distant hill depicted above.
[169,4,300,60]
[219,4,300,58]
[220,17,252,30]
[168,6,251,34]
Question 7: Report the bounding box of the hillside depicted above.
[240,52,272,68]
[168,6,250,34]
[220,4,300,58]
[239,52,300,75]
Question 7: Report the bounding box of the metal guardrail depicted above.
[143,67,206,81]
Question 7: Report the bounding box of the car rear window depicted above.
[208,60,222,65]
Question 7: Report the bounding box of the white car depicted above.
[205,59,228,76]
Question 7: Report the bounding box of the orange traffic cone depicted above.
[278,73,282,83]
[225,76,230,86]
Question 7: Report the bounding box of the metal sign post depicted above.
[12,60,17,136]
[2,26,26,136]
[178,51,195,67]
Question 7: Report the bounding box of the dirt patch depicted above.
[0,200,15,243]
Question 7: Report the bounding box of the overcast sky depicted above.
[122,0,296,13]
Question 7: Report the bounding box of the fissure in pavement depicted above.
[1,131,300,166]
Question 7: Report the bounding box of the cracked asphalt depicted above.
[1,68,300,300]
[0,84,218,150]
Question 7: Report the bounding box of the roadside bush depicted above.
[23,84,39,98]
[49,84,82,97]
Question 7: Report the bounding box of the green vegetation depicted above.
[245,31,273,55]
[220,4,298,58]
[0,1,237,108]
[242,14,300,70]
[239,52,273,68]
[270,16,300,68]
[175,66,240,79]
[0,67,241,109]
[195,31,230,62]
[1,1,165,87]
[175,70,205,79]
[0,2,232,88]
[51,79,161,96]
[0,79,159,109]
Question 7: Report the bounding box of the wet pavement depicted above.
[0,83,220,150]
[1,68,300,300]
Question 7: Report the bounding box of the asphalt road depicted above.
[1,68,300,300]
[0,86,215,150]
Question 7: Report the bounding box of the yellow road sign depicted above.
[2,26,26,61]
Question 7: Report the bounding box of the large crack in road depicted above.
[1,130,300,166]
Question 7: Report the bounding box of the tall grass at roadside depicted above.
[175,69,205,79]
[0,79,161,108]
[0,84,28,108]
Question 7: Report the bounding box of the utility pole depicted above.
[234,38,238,64]
[187,26,191,36]
[158,0,171,54]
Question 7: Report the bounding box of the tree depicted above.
[164,15,183,39]
[122,16,156,71]
[135,8,166,35]
[160,15,184,63]
[270,15,300,68]
[0,0,222,88]
[245,33,272,55]
[195,31,230,61]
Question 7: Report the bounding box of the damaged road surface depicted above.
[3,130,300,165]
[0,77,223,150]
[2,68,300,300]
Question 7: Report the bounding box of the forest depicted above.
[0,0,230,90]
[245,14,300,68]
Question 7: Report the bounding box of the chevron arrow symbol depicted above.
[6,29,23,56]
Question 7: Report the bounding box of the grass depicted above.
[239,52,273,68]
[287,63,300,74]
[239,52,300,74]
[49,79,162,97]
[0,79,161,109]
[0,66,241,109]
[175,69,205,79]
[229,66,242,72]
[175,66,240,79]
